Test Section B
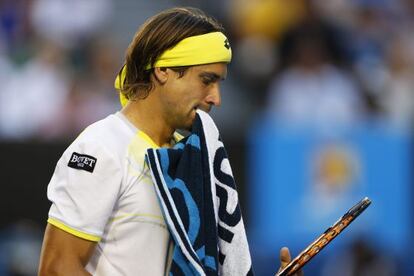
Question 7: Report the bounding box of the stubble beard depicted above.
[167,110,194,132]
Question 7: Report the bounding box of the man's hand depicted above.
[276,247,304,276]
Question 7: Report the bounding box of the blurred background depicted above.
[0,0,413,275]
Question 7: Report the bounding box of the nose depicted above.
[205,83,221,107]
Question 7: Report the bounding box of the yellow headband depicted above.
[115,32,231,107]
[149,31,231,68]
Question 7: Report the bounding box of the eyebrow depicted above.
[199,72,226,81]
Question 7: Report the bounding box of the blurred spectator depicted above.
[0,40,71,140]
[312,0,356,26]
[267,2,365,128]
[227,0,307,105]
[43,38,120,140]
[0,220,42,276]
[330,0,414,125]
[30,0,113,49]
[277,0,350,69]
[267,60,363,128]
[0,0,35,57]
[229,0,306,41]
[0,51,13,90]
[0,0,119,141]
[321,238,398,276]
[348,3,391,111]
[377,35,414,126]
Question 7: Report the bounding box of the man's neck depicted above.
[121,98,174,148]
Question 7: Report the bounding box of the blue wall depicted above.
[247,117,413,275]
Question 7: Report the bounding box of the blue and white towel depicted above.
[146,110,253,276]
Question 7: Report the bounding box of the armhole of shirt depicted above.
[47,217,101,242]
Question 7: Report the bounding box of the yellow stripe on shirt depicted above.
[138,131,160,148]
[47,218,101,242]
[109,213,164,222]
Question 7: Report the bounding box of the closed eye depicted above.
[202,77,214,85]
[199,72,223,86]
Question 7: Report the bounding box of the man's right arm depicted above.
[38,223,97,276]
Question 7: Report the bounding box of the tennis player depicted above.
[38,7,300,276]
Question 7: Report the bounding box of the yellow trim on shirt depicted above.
[47,218,101,242]
[173,132,184,144]
[137,131,160,148]
[138,130,185,149]
[109,213,164,222]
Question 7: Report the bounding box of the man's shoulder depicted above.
[69,113,135,157]
[81,113,132,138]
[81,114,120,136]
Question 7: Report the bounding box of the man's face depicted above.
[160,62,227,130]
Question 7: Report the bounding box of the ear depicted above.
[153,67,169,84]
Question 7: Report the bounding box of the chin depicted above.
[176,123,192,132]
[184,117,195,130]
[175,117,194,131]
[183,125,192,131]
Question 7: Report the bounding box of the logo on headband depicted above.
[224,38,230,50]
